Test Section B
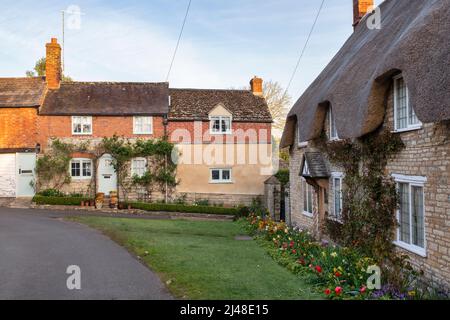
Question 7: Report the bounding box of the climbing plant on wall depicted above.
[319,130,411,287]
[35,139,90,191]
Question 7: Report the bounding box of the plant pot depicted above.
[127,204,132,210]
[95,200,103,209]
[80,201,85,207]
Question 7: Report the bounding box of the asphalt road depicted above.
[0,207,172,300]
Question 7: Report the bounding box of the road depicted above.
[0,207,172,300]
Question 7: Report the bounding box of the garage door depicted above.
[0,154,16,197]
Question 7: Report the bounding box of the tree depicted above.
[262,81,291,131]
[26,57,73,82]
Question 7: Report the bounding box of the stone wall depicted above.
[288,85,450,290]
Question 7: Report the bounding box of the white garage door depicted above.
[0,154,16,197]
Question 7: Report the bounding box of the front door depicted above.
[97,154,117,194]
[16,153,36,197]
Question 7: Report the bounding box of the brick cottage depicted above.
[0,38,273,206]
[281,0,449,289]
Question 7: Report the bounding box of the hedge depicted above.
[127,202,238,216]
[33,195,92,206]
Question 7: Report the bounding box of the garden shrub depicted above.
[127,202,238,216]
[33,195,92,206]
[37,188,66,197]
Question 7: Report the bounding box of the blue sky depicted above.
[0,0,380,99]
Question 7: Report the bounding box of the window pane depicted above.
[409,106,420,125]
[211,170,220,180]
[330,110,338,139]
[82,161,91,177]
[307,183,313,213]
[221,118,231,132]
[303,180,308,212]
[411,186,424,248]
[222,169,230,181]
[71,162,80,177]
[334,178,341,217]
[395,78,408,130]
[399,183,411,243]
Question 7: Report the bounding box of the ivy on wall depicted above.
[318,130,415,287]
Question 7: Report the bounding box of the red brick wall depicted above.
[168,121,272,144]
[0,108,37,149]
[37,115,166,149]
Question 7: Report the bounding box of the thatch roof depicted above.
[281,0,450,147]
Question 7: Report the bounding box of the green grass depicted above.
[70,216,321,300]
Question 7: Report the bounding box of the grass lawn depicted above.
[70,216,321,300]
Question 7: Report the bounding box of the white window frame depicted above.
[329,108,339,141]
[302,178,314,217]
[210,168,233,184]
[392,173,427,257]
[393,75,422,133]
[209,116,232,135]
[133,116,153,135]
[72,116,93,135]
[131,157,147,177]
[70,158,93,179]
[331,172,344,220]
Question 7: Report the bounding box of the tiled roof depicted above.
[169,88,272,122]
[300,152,330,179]
[0,77,46,107]
[40,82,169,115]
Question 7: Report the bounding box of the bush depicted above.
[194,199,210,206]
[33,195,92,206]
[37,188,66,197]
[127,201,238,216]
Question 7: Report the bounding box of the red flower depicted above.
[315,265,322,273]
[335,287,343,295]
[334,271,341,277]
[324,289,331,295]
[360,286,367,294]
[297,258,306,265]
[291,249,297,254]
[289,241,295,248]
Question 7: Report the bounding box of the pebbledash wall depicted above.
[289,85,450,290]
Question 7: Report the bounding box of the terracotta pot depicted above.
[80,201,84,207]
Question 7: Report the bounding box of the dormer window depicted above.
[210,116,232,134]
[394,75,421,132]
[329,107,338,140]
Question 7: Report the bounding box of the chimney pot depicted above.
[45,37,62,89]
[353,0,374,28]
[250,76,263,96]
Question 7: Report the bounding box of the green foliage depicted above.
[320,130,408,288]
[33,195,92,206]
[35,139,89,190]
[275,169,289,186]
[194,199,210,206]
[127,201,239,216]
[26,57,73,81]
[37,188,66,197]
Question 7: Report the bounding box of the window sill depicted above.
[133,132,153,135]
[393,241,427,258]
[210,132,232,136]
[327,216,343,224]
[298,142,308,148]
[71,176,92,180]
[302,211,313,218]
[392,126,422,134]
[72,133,93,136]
[209,181,233,184]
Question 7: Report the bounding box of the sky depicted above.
[0,0,380,100]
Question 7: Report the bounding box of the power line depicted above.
[166,0,192,82]
[284,0,326,97]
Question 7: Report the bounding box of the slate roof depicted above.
[0,77,47,107]
[281,0,450,147]
[40,82,169,115]
[169,88,272,122]
[300,152,330,179]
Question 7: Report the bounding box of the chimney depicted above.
[250,76,263,96]
[353,0,374,28]
[45,38,61,89]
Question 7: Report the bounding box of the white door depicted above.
[16,153,36,197]
[0,154,16,197]
[97,154,117,194]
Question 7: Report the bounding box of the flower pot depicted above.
[80,201,85,207]
[95,200,103,209]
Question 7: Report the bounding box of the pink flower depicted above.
[360,286,367,294]
[324,288,331,295]
[335,287,343,295]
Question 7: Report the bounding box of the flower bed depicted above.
[242,214,423,300]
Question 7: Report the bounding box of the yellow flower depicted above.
[331,252,338,258]
[408,291,416,297]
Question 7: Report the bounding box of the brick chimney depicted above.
[250,76,263,96]
[45,38,61,89]
[353,0,374,28]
